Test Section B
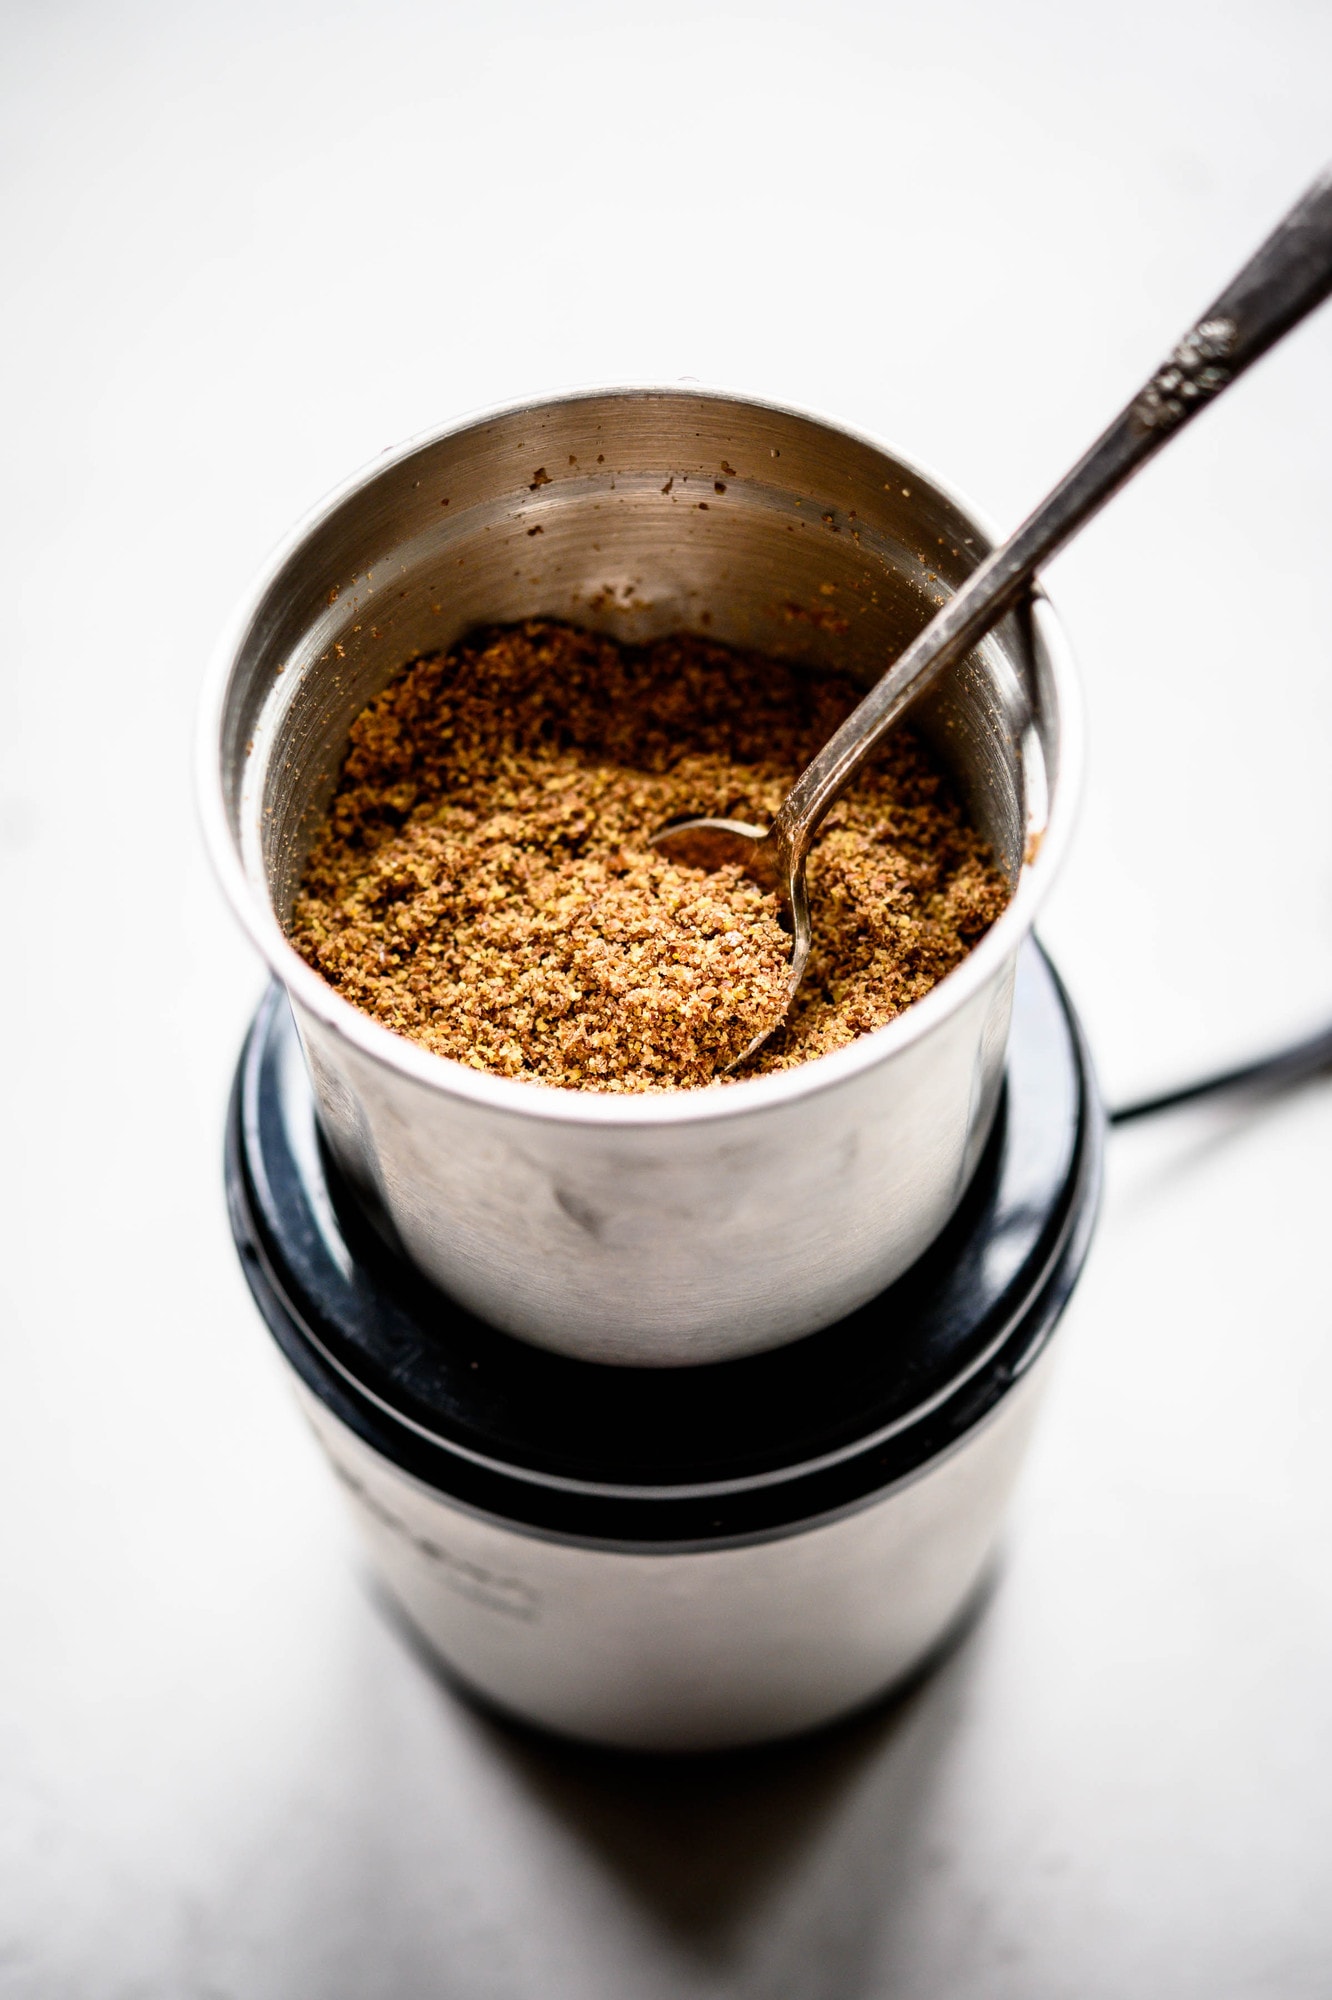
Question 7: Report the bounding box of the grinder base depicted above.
[226,943,1101,1749]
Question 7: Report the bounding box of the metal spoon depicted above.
[653,165,1332,1069]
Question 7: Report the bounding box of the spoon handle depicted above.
[773,165,1332,856]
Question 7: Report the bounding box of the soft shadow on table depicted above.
[370,1563,999,1964]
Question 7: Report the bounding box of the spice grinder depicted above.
[209,389,1100,1750]
[201,388,1081,1367]
[227,943,1101,1751]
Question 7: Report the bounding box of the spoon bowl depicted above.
[650,815,810,1068]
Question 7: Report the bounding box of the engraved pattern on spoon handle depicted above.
[773,164,1332,860]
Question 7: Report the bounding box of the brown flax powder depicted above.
[291,621,1008,1091]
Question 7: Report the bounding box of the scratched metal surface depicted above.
[3,2,1332,1994]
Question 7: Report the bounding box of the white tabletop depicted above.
[4,3,1331,1994]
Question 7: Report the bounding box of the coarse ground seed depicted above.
[291,620,1009,1091]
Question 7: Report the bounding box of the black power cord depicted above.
[1110,1019,1332,1125]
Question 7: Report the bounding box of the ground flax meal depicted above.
[291,621,1008,1092]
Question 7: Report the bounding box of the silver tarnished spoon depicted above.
[653,165,1332,1071]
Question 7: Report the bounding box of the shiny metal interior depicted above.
[224,393,1046,930]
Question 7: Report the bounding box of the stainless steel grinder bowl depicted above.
[201,387,1080,1367]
